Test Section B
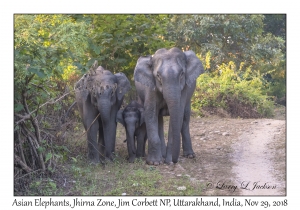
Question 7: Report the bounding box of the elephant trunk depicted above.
[98,100,111,122]
[126,124,136,155]
[164,86,182,163]
[98,100,115,158]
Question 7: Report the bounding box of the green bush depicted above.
[192,61,274,118]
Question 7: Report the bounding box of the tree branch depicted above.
[30,83,51,96]
[14,91,73,125]
[16,130,26,164]
[14,155,32,173]
[20,123,46,171]
[15,113,31,124]
[14,169,43,180]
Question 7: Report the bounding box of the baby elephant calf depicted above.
[117,101,147,163]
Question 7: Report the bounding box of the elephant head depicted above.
[117,101,145,162]
[134,47,204,163]
[78,61,131,111]
[134,48,204,92]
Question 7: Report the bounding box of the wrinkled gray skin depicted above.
[134,47,204,165]
[74,61,131,163]
[117,101,147,163]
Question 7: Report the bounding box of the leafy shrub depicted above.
[192,61,274,118]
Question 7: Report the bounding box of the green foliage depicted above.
[263,14,286,40]
[168,15,264,68]
[83,14,173,78]
[14,15,86,181]
[167,15,286,101]
[14,15,89,80]
[29,178,62,196]
[192,61,274,118]
[14,14,88,122]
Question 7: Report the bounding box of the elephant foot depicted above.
[89,161,100,165]
[146,159,163,165]
[88,158,102,165]
[136,153,146,159]
[164,160,174,165]
[104,152,116,162]
[101,158,112,165]
[101,153,115,164]
[128,156,136,163]
[183,153,196,159]
[146,148,163,165]
[87,154,101,164]
[164,155,174,165]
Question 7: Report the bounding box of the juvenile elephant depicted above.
[74,61,131,163]
[134,47,204,165]
[117,101,147,163]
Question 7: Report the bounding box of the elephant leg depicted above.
[85,117,100,163]
[112,121,117,157]
[136,124,146,158]
[103,119,117,160]
[158,115,166,158]
[165,101,185,164]
[111,121,117,154]
[165,121,173,164]
[137,89,163,165]
[181,103,195,158]
[145,114,163,165]
[82,102,101,163]
[143,135,147,157]
[110,109,118,156]
[127,135,136,163]
[98,118,105,161]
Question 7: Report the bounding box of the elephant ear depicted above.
[115,72,131,101]
[134,56,155,91]
[82,89,89,101]
[74,75,90,101]
[81,75,92,101]
[116,109,125,126]
[184,50,204,87]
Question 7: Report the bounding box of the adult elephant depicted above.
[74,61,131,163]
[134,47,204,165]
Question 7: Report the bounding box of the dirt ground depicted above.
[115,106,286,196]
